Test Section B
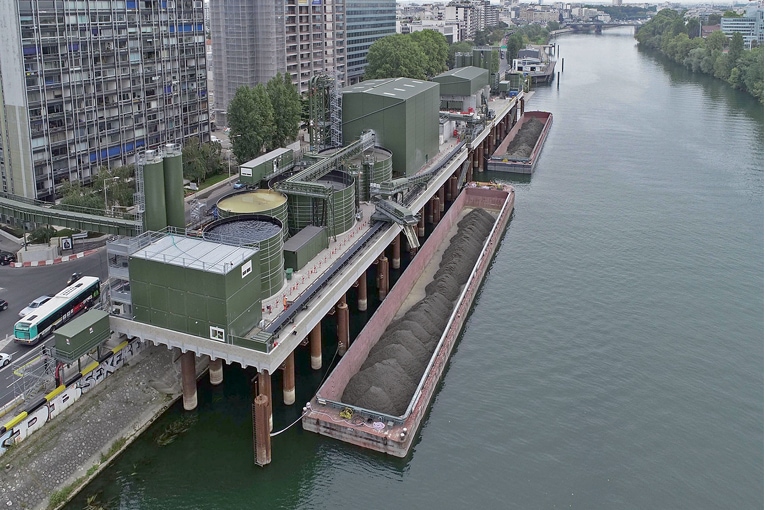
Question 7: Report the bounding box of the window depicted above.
[210,326,225,342]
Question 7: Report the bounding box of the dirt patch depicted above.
[505,117,544,159]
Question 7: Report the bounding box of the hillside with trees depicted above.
[636,9,763,102]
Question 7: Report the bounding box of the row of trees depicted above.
[365,30,449,80]
[58,165,135,213]
[182,137,223,185]
[636,9,763,102]
[228,73,302,163]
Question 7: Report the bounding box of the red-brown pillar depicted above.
[309,323,322,370]
[378,256,389,299]
[426,199,433,224]
[283,351,295,405]
[337,298,349,356]
[258,369,273,431]
[253,394,271,466]
[445,177,453,201]
[209,357,223,386]
[391,234,401,269]
[357,273,368,311]
[432,196,441,224]
[181,351,197,411]
[450,175,459,201]
[418,211,425,237]
[438,185,445,212]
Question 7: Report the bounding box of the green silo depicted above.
[142,151,167,232]
[286,170,355,237]
[163,144,185,228]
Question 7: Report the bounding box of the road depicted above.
[0,249,109,406]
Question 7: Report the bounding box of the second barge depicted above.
[487,110,552,174]
[302,183,514,457]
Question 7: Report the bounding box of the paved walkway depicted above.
[0,344,200,510]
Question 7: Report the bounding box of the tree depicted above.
[183,137,223,183]
[547,21,560,32]
[705,31,727,53]
[228,84,275,162]
[506,33,524,64]
[410,30,449,77]
[266,73,301,150]
[728,32,745,69]
[58,179,104,211]
[365,34,427,79]
[707,14,721,26]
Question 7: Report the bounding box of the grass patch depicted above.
[100,436,127,464]
[0,224,23,238]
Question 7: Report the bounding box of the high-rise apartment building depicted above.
[210,0,395,124]
[0,0,210,201]
[721,5,764,48]
[346,0,396,83]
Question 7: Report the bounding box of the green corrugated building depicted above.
[129,234,261,342]
[341,78,440,177]
[432,66,489,111]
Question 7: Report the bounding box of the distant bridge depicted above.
[566,21,644,34]
[0,192,141,236]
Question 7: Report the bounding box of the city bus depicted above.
[13,276,101,346]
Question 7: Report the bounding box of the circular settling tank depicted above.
[286,170,356,237]
[216,190,288,240]
[346,146,393,202]
[203,215,285,299]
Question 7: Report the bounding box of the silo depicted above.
[203,215,285,299]
[141,151,167,232]
[343,147,392,202]
[216,189,289,240]
[287,170,356,237]
[163,143,185,228]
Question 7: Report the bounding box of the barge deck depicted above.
[302,183,514,457]
[487,110,552,174]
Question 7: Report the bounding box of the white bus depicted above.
[13,276,101,346]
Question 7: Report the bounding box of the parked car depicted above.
[0,352,11,368]
[67,272,83,285]
[233,180,245,190]
[19,295,52,318]
[0,299,8,311]
[0,251,16,265]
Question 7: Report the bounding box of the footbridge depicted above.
[566,21,643,33]
[0,192,141,236]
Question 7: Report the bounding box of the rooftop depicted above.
[341,77,437,101]
[130,233,257,275]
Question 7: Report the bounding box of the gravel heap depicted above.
[342,208,496,416]
[505,117,544,159]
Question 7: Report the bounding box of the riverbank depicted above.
[0,344,206,510]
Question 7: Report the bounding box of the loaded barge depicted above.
[487,110,552,174]
[302,182,514,457]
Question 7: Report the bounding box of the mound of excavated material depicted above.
[342,208,496,416]
[505,118,544,159]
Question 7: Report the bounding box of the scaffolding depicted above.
[308,73,343,152]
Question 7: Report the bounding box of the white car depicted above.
[19,295,52,318]
[0,352,11,368]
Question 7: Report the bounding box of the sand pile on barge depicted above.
[505,117,544,159]
[342,208,496,416]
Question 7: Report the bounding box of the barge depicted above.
[302,183,514,457]
[487,110,552,174]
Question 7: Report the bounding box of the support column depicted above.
[418,211,425,237]
[209,357,223,386]
[450,175,458,201]
[391,234,401,269]
[253,394,271,466]
[180,351,197,411]
[337,299,349,356]
[438,185,445,212]
[445,177,453,201]
[471,150,477,181]
[378,256,389,299]
[283,351,295,405]
[357,273,368,311]
[309,323,322,370]
[433,196,441,224]
[426,199,434,224]
[258,370,273,431]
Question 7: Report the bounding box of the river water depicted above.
[67,28,763,509]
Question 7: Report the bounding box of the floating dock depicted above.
[302,183,514,457]
[487,111,552,174]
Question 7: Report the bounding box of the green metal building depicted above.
[129,233,261,342]
[432,66,489,111]
[239,148,294,187]
[341,78,440,177]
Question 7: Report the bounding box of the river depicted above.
[67,28,763,509]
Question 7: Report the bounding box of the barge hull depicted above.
[302,184,514,457]
[488,111,552,174]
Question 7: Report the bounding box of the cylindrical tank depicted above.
[163,143,185,229]
[343,146,392,202]
[216,190,289,240]
[141,151,167,232]
[287,170,355,237]
[203,215,285,299]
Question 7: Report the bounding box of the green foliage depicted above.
[547,21,560,32]
[266,73,301,150]
[410,30,450,77]
[636,10,764,102]
[228,84,275,162]
[58,179,105,211]
[722,10,742,18]
[448,41,474,68]
[29,226,56,244]
[365,30,449,79]
[505,33,524,63]
[707,14,721,26]
[182,137,223,184]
